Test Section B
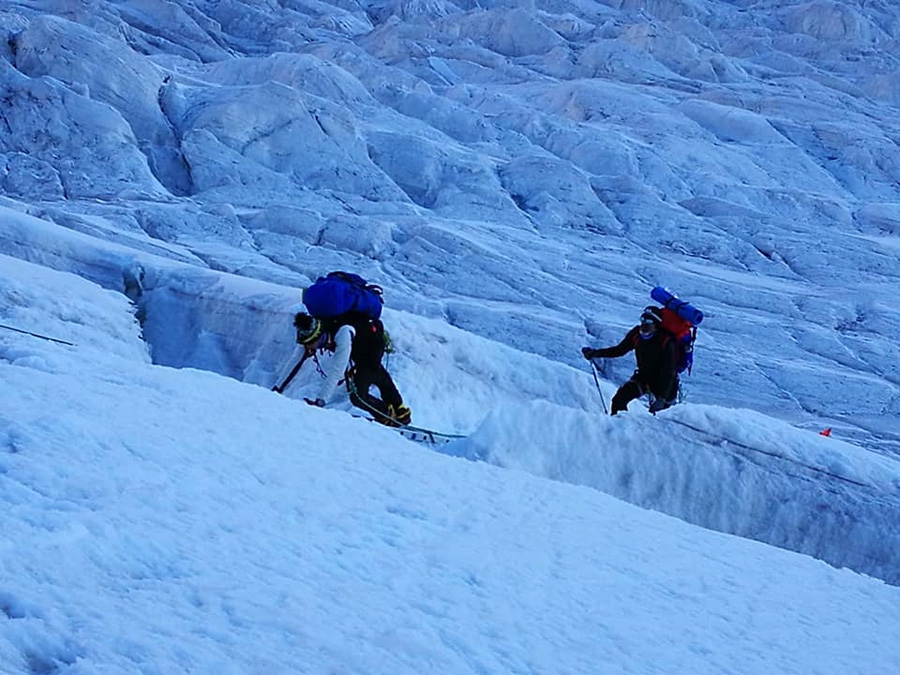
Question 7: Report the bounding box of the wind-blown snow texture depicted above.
[1,1,900,673]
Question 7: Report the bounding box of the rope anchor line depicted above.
[0,323,74,346]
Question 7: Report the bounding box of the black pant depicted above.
[610,377,677,415]
[348,363,402,418]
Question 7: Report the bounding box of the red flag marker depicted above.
[819,428,832,437]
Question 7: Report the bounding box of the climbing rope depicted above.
[0,323,74,346]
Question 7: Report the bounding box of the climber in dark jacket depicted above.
[582,306,678,415]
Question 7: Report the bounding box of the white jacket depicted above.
[275,322,356,404]
[314,323,355,403]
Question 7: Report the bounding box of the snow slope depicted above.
[2,254,899,674]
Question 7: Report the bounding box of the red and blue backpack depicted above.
[651,287,703,375]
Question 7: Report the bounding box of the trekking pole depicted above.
[589,361,609,415]
[272,352,310,394]
[0,323,74,346]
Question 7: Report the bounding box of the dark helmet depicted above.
[293,312,322,345]
[639,306,662,338]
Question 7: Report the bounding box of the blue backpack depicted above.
[303,271,384,321]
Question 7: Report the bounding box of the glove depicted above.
[582,346,598,360]
[304,397,326,407]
